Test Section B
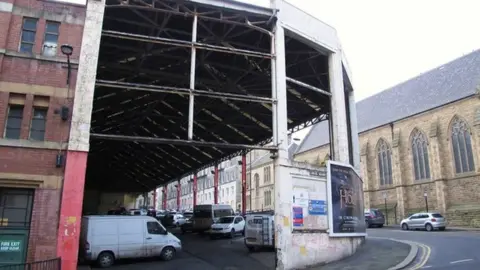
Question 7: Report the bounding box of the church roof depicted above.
[296,49,480,154]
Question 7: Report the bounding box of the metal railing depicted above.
[0,258,61,270]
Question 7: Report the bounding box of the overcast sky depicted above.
[236,0,480,139]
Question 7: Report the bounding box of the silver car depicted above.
[400,212,446,231]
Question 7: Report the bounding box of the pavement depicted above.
[308,237,411,270]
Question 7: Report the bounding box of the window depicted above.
[377,139,393,185]
[42,21,60,57]
[4,105,24,139]
[451,117,475,174]
[254,173,260,196]
[146,221,165,234]
[264,166,271,184]
[264,190,272,207]
[20,18,38,54]
[411,129,431,180]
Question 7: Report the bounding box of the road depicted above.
[367,228,480,269]
[103,230,273,270]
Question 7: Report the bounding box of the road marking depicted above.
[450,259,473,264]
[409,243,431,270]
[421,266,432,269]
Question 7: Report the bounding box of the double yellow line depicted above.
[408,243,432,270]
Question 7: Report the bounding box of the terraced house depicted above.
[295,50,480,227]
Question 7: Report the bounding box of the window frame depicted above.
[19,17,38,54]
[411,129,431,181]
[450,117,475,174]
[4,105,24,139]
[29,107,47,141]
[42,21,60,57]
[377,139,393,186]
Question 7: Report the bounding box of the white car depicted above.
[210,216,245,239]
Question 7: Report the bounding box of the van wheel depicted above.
[97,251,114,268]
[160,246,176,261]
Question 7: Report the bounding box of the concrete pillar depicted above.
[270,12,292,269]
[348,90,360,170]
[328,51,349,163]
[56,0,105,269]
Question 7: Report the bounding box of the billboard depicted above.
[327,160,366,237]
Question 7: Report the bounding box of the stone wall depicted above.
[295,96,480,227]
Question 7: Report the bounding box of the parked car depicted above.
[162,213,186,227]
[400,212,446,231]
[209,215,245,239]
[365,208,385,228]
[79,215,181,268]
[180,212,194,234]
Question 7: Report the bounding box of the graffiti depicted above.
[63,216,77,237]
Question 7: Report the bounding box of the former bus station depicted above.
[0,0,360,269]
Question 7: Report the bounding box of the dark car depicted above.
[365,208,385,228]
[180,212,194,234]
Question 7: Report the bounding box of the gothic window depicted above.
[254,173,260,196]
[451,117,475,174]
[411,129,431,180]
[377,139,393,186]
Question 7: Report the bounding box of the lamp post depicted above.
[60,44,73,86]
[424,188,429,212]
[383,191,388,225]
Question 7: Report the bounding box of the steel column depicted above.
[193,173,198,207]
[241,154,247,215]
[162,185,167,209]
[214,165,219,204]
[188,14,198,140]
[153,189,157,209]
[176,181,181,210]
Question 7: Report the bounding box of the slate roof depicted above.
[296,49,480,154]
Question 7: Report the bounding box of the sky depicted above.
[236,0,480,140]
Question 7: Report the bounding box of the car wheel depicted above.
[97,251,114,268]
[378,224,384,228]
[181,229,186,234]
[242,229,245,236]
[425,223,433,232]
[230,229,235,238]
[160,246,176,261]
[401,223,409,230]
[246,245,255,252]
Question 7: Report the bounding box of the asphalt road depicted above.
[99,230,272,270]
[367,228,480,270]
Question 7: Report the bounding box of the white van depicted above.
[79,215,182,268]
[192,204,234,233]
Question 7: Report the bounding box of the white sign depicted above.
[293,188,309,208]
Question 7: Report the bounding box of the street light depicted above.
[423,188,429,212]
[60,44,73,86]
[383,191,388,225]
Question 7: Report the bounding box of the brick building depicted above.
[295,50,480,227]
[0,0,86,265]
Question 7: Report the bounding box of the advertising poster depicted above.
[292,207,304,227]
[327,161,366,237]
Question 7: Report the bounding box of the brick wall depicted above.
[0,0,86,263]
[27,188,61,262]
